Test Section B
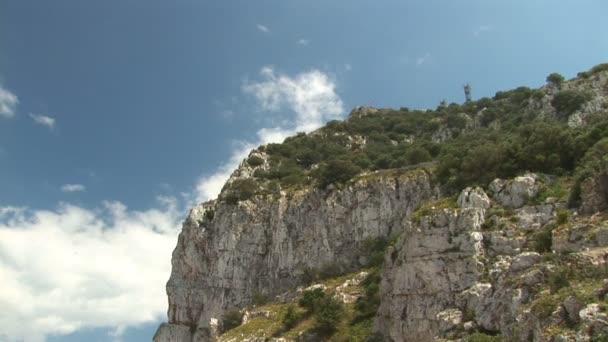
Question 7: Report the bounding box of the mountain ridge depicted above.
[155,63,608,341]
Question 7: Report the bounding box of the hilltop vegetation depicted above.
[222,63,608,209]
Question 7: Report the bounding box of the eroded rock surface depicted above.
[155,169,434,341]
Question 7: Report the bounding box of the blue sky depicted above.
[0,1,606,341]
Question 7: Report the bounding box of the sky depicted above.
[0,1,607,341]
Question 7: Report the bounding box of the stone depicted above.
[579,303,608,336]
[510,252,541,273]
[436,308,463,333]
[563,296,582,324]
[457,187,491,209]
[489,174,539,209]
[516,204,555,231]
[580,174,608,214]
[463,321,476,332]
[596,228,608,247]
[522,269,544,287]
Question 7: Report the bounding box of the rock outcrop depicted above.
[375,205,486,341]
[154,169,435,341]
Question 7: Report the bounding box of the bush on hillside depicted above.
[546,72,565,86]
[551,90,590,117]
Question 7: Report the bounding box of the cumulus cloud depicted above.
[195,67,344,202]
[0,85,19,118]
[29,113,56,129]
[0,198,183,342]
[61,184,86,193]
[297,38,310,46]
[256,24,270,33]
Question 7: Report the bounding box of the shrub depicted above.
[246,155,264,167]
[223,178,258,204]
[405,146,432,165]
[546,72,565,86]
[221,310,243,332]
[551,90,590,117]
[299,288,326,309]
[251,292,270,306]
[592,333,608,342]
[446,113,468,129]
[316,159,361,188]
[590,63,608,75]
[354,270,382,321]
[314,296,345,332]
[283,304,304,329]
[548,267,570,294]
[466,332,502,342]
[301,267,320,285]
[532,225,554,253]
[556,209,569,225]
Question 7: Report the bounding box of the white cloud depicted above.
[474,25,494,37]
[0,198,183,341]
[297,38,310,46]
[29,113,56,129]
[195,67,344,202]
[416,53,431,66]
[256,24,270,33]
[0,85,19,118]
[61,184,86,193]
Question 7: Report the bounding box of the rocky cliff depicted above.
[154,169,435,341]
[155,64,608,342]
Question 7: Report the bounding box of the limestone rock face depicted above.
[375,207,485,341]
[580,174,608,214]
[153,323,192,342]
[458,187,491,209]
[490,173,539,209]
[347,106,379,119]
[154,169,434,341]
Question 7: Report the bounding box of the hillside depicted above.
[154,63,608,342]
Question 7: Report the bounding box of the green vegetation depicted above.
[532,223,555,253]
[300,262,344,285]
[412,196,458,222]
[221,310,243,332]
[217,64,608,219]
[556,209,569,225]
[354,270,382,321]
[546,72,565,87]
[282,304,305,330]
[532,177,570,204]
[246,155,264,167]
[222,178,258,204]
[551,90,591,117]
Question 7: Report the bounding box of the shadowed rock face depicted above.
[154,169,435,341]
[581,174,608,214]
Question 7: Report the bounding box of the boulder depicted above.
[510,252,541,273]
[458,187,491,209]
[489,174,539,209]
[580,174,608,214]
[436,308,463,333]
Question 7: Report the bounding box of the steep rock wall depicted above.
[155,169,435,341]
